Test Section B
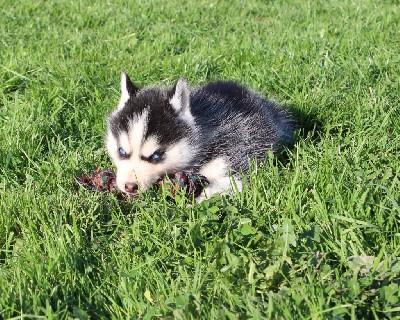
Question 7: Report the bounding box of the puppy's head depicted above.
[106,73,197,195]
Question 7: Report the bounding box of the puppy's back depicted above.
[190,81,294,171]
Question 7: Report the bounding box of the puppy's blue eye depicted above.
[118,147,127,157]
[150,151,162,162]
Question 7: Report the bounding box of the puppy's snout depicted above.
[125,182,138,193]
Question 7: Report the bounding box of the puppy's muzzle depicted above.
[125,182,138,193]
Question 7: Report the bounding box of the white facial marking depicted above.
[106,129,118,161]
[128,109,149,155]
[164,138,196,166]
[118,132,131,155]
[141,135,160,158]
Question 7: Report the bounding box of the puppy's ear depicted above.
[117,72,139,110]
[169,78,190,114]
[121,71,138,98]
[169,78,195,126]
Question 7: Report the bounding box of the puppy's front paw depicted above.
[157,171,209,199]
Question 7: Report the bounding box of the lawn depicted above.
[1,0,399,318]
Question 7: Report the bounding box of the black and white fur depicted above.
[106,73,294,201]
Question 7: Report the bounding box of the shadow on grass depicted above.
[288,102,324,143]
[272,102,324,166]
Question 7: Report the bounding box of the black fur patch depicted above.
[108,87,191,148]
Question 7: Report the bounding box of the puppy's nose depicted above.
[125,182,138,193]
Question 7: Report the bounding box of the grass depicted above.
[1,0,399,318]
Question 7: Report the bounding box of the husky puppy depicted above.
[106,73,294,201]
